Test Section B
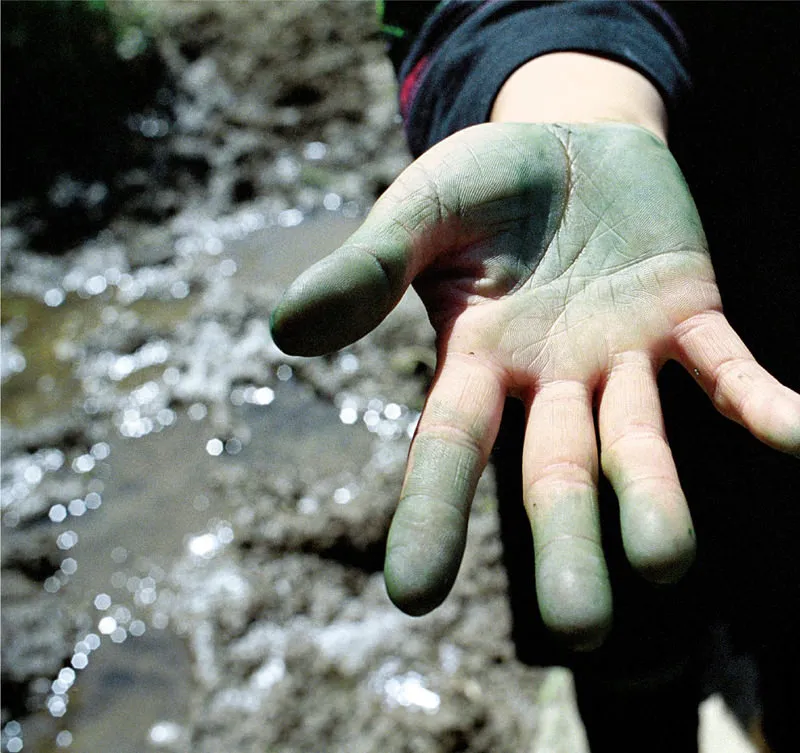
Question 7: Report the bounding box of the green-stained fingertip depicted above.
[536,543,614,652]
[619,493,697,584]
[383,492,470,617]
[384,555,454,617]
[270,250,399,356]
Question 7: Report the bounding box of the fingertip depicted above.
[540,583,613,652]
[757,390,800,458]
[270,251,396,356]
[536,546,613,652]
[566,623,613,653]
[383,496,469,617]
[628,540,696,584]
[620,493,696,584]
[383,556,449,617]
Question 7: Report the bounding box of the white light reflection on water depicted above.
[277,208,304,227]
[44,288,66,307]
[57,530,79,550]
[98,616,117,635]
[229,384,275,407]
[106,341,170,383]
[252,657,286,691]
[148,720,184,748]
[130,620,147,637]
[385,672,441,712]
[67,498,87,516]
[110,627,128,644]
[49,505,68,523]
[333,487,353,505]
[224,438,242,455]
[2,229,412,745]
[188,402,208,421]
[303,141,327,160]
[186,523,234,560]
[338,353,359,374]
[333,392,417,441]
[94,593,112,610]
[363,408,380,430]
[55,730,73,748]
[51,667,76,696]
[205,438,224,457]
[91,441,111,460]
[323,192,342,211]
[384,402,402,420]
[1,342,27,379]
[20,462,40,483]
[170,280,190,299]
[218,258,237,277]
[47,695,68,718]
[371,660,441,714]
[84,274,108,296]
[297,496,319,515]
[252,386,274,405]
[72,454,96,473]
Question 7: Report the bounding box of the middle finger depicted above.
[523,379,612,650]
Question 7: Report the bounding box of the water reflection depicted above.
[1,207,431,751]
[370,659,442,714]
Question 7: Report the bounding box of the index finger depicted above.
[384,352,505,615]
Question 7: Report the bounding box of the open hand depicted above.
[271,123,800,648]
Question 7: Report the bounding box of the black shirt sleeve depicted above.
[382,1,691,157]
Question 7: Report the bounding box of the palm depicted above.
[417,125,715,382]
[272,123,800,648]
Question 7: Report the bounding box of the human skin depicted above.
[271,53,800,649]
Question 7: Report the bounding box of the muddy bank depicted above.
[2,0,408,255]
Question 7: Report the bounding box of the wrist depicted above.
[490,52,668,144]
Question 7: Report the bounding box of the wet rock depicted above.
[214,442,406,573]
[1,464,87,527]
[119,223,176,267]
[160,477,563,753]
[170,317,274,405]
[1,571,77,717]
[3,0,410,259]
[1,527,61,581]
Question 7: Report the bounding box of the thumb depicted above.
[270,122,565,356]
[269,189,428,356]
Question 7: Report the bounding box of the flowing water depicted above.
[2,212,397,752]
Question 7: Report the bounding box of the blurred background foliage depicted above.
[2,0,166,204]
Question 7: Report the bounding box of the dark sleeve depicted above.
[380,1,691,158]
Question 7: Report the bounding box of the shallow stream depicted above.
[3,213,396,752]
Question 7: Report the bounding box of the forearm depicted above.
[490,52,668,144]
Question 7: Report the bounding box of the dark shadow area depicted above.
[2,0,170,250]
